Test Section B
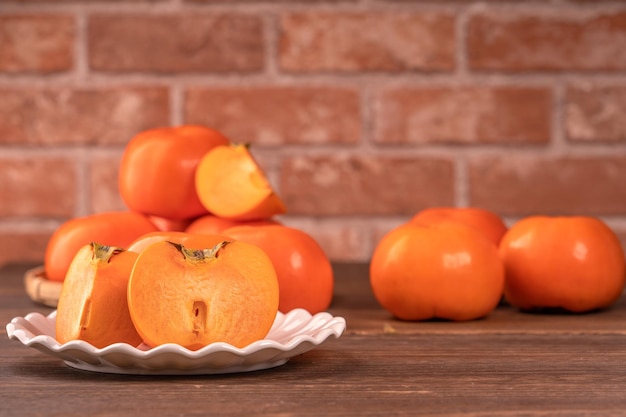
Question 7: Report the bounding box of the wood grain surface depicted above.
[2,263,626,416]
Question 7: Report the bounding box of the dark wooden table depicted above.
[2,263,626,416]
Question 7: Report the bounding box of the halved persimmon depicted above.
[194,144,286,220]
[127,238,279,350]
[55,243,142,348]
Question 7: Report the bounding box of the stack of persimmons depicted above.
[45,124,626,351]
[47,125,333,350]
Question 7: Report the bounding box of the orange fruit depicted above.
[127,231,194,253]
[410,206,507,247]
[500,215,625,312]
[55,242,142,348]
[194,144,286,220]
[127,237,279,350]
[223,224,334,314]
[44,211,158,282]
[119,125,229,220]
[185,214,278,235]
[370,222,504,321]
[148,215,195,232]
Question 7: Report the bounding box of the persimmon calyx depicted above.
[169,240,231,264]
[90,242,125,265]
[232,142,250,150]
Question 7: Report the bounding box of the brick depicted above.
[0,87,169,146]
[183,0,352,4]
[0,231,51,267]
[14,0,162,2]
[469,155,626,216]
[89,154,126,213]
[566,84,626,142]
[0,15,74,73]
[279,11,455,72]
[185,87,361,145]
[89,14,264,73]
[280,155,455,216]
[373,86,551,144]
[0,157,77,217]
[281,218,371,261]
[468,11,626,71]
[187,0,353,2]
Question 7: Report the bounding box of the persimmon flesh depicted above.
[195,144,286,221]
[127,239,279,350]
[55,243,142,348]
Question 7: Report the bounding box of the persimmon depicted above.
[223,224,334,314]
[148,215,195,232]
[128,231,231,254]
[370,222,505,321]
[119,125,230,220]
[185,214,279,235]
[127,231,193,253]
[411,207,507,247]
[127,238,279,350]
[56,242,142,348]
[195,144,286,221]
[500,215,626,313]
[44,211,158,282]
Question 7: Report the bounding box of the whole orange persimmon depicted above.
[119,125,230,220]
[44,211,158,282]
[223,224,334,314]
[411,207,507,247]
[370,222,505,321]
[185,214,278,235]
[148,215,195,232]
[500,216,625,313]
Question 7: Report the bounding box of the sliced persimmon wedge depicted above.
[195,144,286,221]
[55,242,142,348]
[127,237,279,350]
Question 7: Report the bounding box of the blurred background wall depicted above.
[1,0,625,266]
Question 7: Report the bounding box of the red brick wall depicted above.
[1,0,626,266]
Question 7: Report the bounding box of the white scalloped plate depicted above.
[6,309,346,375]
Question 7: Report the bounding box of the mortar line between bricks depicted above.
[74,148,90,218]
[550,81,568,155]
[263,12,280,80]
[170,84,184,126]
[73,11,88,81]
[2,73,626,89]
[454,157,470,208]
